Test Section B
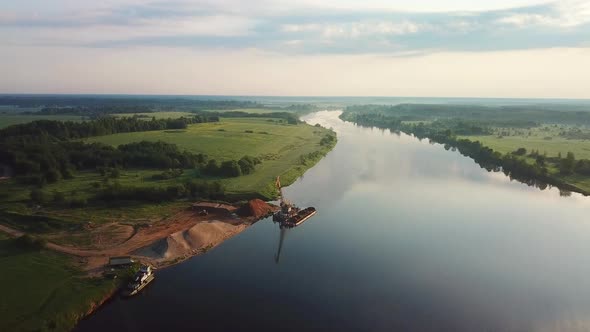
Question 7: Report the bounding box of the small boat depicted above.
[122,265,154,297]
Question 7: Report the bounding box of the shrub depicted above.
[69,198,88,208]
[512,147,527,156]
[15,235,47,250]
[52,191,66,204]
[30,189,48,203]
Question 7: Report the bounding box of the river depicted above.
[76,111,590,332]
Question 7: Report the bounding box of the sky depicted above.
[1,0,589,98]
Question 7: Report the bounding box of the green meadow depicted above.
[0,234,117,332]
[85,117,333,198]
[461,135,590,160]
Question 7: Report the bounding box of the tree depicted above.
[220,160,242,177]
[205,159,219,175]
[45,168,62,183]
[30,189,48,203]
[52,191,66,203]
[513,147,527,156]
[560,151,576,175]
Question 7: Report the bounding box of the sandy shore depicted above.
[0,200,278,274]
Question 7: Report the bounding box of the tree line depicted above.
[0,115,218,144]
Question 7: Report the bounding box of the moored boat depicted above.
[122,265,155,297]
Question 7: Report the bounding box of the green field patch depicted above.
[461,135,590,160]
[0,237,117,332]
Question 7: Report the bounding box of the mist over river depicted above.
[76,111,590,332]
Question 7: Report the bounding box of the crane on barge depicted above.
[272,176,317,263]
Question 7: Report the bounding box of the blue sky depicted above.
[1,0,589,97]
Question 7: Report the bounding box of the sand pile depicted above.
[247,199,274,219]
[133,221,246,262]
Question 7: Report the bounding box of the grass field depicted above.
[85,117,333,198]
[0,235,117,332]
[461,135,590,160]
[460,124,590,160]
[0,115,86,128]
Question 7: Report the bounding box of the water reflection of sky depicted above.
[298,111,590,331]
[300,111,590,208]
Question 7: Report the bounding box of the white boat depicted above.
[123,265,155,297]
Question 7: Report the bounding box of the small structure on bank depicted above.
[108,256,135,267]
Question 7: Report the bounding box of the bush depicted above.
[512,147,527,156]
[15,235,47,250]
[30,189,48,203]
[151,169,184,180]
[52,191,66,204]
[69,198,88,208]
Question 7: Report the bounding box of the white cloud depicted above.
[496,13,560,27]
[496,0,590,28]
[0,15,257,46]
[554,0,590,27]
[281,21,422,39]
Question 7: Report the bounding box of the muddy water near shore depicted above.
[76,111,590,332]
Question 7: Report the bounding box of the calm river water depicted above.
[76,111,590,332]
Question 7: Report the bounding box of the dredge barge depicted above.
[272,176,317,229]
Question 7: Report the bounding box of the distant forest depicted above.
[0,95,318,117]
[345,103,590,126]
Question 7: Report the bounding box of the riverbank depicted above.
[0,199,278,331]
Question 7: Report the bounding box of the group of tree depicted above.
[320,133,337,147]
[2,139,210,186]
[204,156,261,178]
[192,110,300,124]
